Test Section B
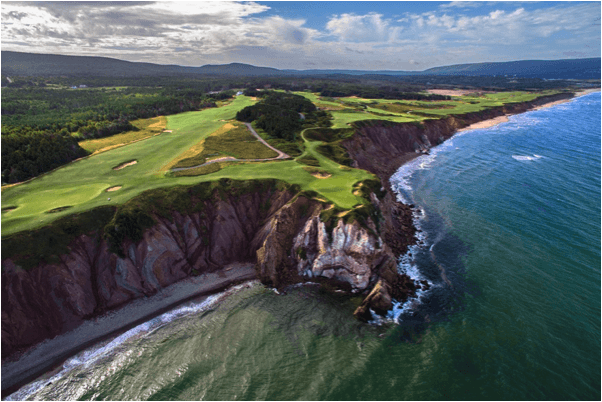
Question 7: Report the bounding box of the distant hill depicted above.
[1,51,283,77]
[1,51,600,79]
[422,59,601,79]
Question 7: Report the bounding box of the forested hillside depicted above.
[236,91,329,140]
[1,83,234,184]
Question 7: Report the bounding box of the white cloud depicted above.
[439,1,539,9]
[326,12,401,42]
[439,1,488,10]
[0,1,599,70]
[399,3,599,45]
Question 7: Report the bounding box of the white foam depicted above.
[512,154,543,161]
[6,281,259,401]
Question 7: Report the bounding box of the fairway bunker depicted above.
[2,206,17,213]
[46,206,73,214]
[303,167,332,179]
[106,186,122,192]
[113,160,137,170]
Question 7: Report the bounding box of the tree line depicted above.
[1,84,235,184]
[236,91,328,141]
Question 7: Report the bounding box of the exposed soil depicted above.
[113,160,137,170]
[427,89,476,96]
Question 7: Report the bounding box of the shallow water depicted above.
[8,92,600,400]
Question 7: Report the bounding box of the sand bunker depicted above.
[106,186,122,192]
[163,130,173,133]
[311,172,332,179]
[113,160,137,170]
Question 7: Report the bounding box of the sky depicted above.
[1,1,600,71]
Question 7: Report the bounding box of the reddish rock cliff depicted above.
[1,92,575,361]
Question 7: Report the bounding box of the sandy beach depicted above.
[459,88,600,132]
[458,115,510,132]
[1,264,257,396]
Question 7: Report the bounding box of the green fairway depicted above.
[1,96,257,235]
[1,93,372,235]
[1,90,559,236]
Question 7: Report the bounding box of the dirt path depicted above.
[170,123,290,172]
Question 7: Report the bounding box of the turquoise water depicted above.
[8,93,600,400]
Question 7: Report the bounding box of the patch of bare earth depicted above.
[427,89,474,97]
[113,160,137,170]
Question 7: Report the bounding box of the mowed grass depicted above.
[2,92,368,234]
[297,91,562,127]
[173,123,277,168]
[1,96,257,235]
[2,90,559,236]
[78,116,167,154]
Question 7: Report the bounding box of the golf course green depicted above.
[1,90,559,237]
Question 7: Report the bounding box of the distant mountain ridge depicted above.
[2,51,600,79]
[422,59,601,79]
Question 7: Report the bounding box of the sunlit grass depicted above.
[78,116,167,154]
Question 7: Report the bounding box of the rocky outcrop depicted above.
[2,182,417,359]
[1,92,576,361]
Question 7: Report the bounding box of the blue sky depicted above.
[1,1,600,70]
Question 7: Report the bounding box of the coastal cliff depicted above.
[343,92,576,180]
[1,91,575,365]
[2,179,418,361]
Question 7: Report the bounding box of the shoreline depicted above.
[1,264,257,398]
[3,88,600,397]
[458,88,600,132]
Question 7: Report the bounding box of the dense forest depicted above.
[236,91,329,141]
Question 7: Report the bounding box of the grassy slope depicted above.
[173,123,278,169]
[78,116,167,154]
[295,91,561,128]
[2,90,559,236]
[1,96,255,235]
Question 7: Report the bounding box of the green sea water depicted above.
[7,93,600,400]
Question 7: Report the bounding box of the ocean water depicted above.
[7,92,600,400]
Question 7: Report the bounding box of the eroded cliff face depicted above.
[1,92,575,361]
[2,183,417,359]
[2,186,295,357]
[343,92,575,180]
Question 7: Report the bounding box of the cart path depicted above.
[171,123,290,172]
